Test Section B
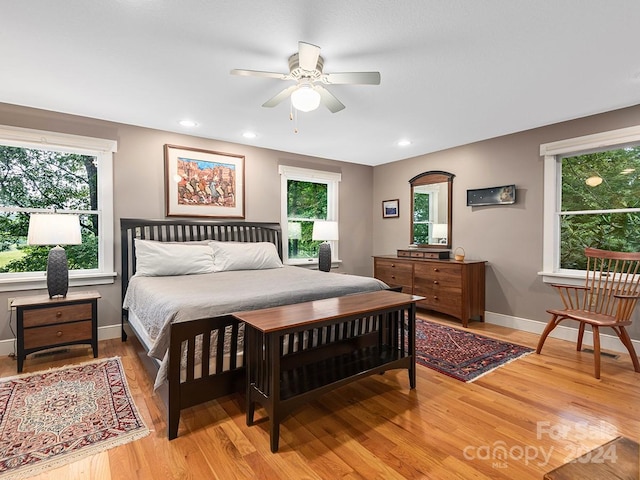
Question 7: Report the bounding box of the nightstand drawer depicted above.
[23,303,92,328]
[24,320,92,350]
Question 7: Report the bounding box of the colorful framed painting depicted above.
[164,144,245,218]
[382,199,399,218]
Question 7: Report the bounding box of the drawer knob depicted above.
[433,268,440,272]
[391,263,395,267]
[391,275,396,279]
[433,296,438,300]
[56,331,63,337]
[433,280,439,285]
[56,311,62,318]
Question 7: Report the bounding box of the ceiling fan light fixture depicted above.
[291,85,321,112]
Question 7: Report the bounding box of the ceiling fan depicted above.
[230,41,381,113]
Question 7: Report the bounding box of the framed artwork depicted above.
[382,199,399,218]
[466,184,516,206]
[164,144,245,218]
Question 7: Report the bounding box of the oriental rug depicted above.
[0,357,149,479]
[415,319,533,382]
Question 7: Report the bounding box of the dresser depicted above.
[373,254,486,327]
[12,291,100,372]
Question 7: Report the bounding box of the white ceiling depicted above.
[2,1,640,166]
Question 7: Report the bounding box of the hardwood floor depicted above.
[3,311,640,480]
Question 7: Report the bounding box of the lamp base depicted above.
[47,245,69,298]
[318,242,332,272]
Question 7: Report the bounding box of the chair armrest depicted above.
[550,284,590,310]
[614,293,640,300]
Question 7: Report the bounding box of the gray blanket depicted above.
[123,266,388,386]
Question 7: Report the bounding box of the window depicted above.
[0,126,116,291]
[413,187,439,244]
[279,165,340,265]
[540,125,640,283]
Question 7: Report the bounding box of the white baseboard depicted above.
[484,311,640,354]
[0,323,123,357]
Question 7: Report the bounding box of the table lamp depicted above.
[312,220,338,272]
[27,213,82,298]
[432,223,448,244]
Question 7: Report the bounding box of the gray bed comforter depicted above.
[123,266,388,386]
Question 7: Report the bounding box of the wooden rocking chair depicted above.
[536,247,640,379]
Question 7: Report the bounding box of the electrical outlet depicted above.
[7,298,15,312]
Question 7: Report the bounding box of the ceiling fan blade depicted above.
[298,42,320,71]
[322,72,381,85]
[316,86,345,113]
[262,85,298,108]
[230,69,289,80]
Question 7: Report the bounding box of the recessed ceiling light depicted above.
[178,119,198,127]
[242,131,257,139]
[397,139,411,147]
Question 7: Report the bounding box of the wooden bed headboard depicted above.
[120,218,283,308]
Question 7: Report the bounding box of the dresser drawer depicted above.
[374,259,413,289]
[414,263,462,288]
[417,294,462,319]
[23,303,92,328]
[373,255,485,328]
[24,320,93,350]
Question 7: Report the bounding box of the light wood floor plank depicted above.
[4,311,640,479]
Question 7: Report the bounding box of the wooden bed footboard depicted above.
[168,315,245,439]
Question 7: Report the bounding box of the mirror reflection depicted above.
[409,171,454,248]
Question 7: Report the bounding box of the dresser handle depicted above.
[391,263,395,267]
[433,268,439,272]
[391,275,396,279]
[56,331,63,337]
[433,281,439,285]
[56,311,62,318]
[433,296,438,300]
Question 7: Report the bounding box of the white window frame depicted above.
[539,124,640,285]
[279,165,341,266]
[0,125,117,292]
[413,186,439,243]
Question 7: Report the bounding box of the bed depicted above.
[120,218,389,439]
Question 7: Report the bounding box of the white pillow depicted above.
[209,241,283,272]
[134,239,215,276]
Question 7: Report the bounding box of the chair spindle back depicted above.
[584,247,640,321]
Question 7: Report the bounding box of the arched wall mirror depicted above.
[409,171,454,248]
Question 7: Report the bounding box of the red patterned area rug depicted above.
[0,357,149,479]
[415,319,533,382]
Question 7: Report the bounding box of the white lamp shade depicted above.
[291,85,321,112]
[432,223,448,239]
[312,220,339,241]
[27,213,82,246]
[288,222,302,240]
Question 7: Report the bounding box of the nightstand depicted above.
[12,291,101,372]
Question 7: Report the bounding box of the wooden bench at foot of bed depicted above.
[236,290,421,453]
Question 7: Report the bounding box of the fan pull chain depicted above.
[290,102,299,134]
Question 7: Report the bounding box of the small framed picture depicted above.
[382,199,399,218]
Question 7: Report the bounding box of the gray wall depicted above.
[3,100,640,342]
[372,103,640,338]
[0,102,374,337]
